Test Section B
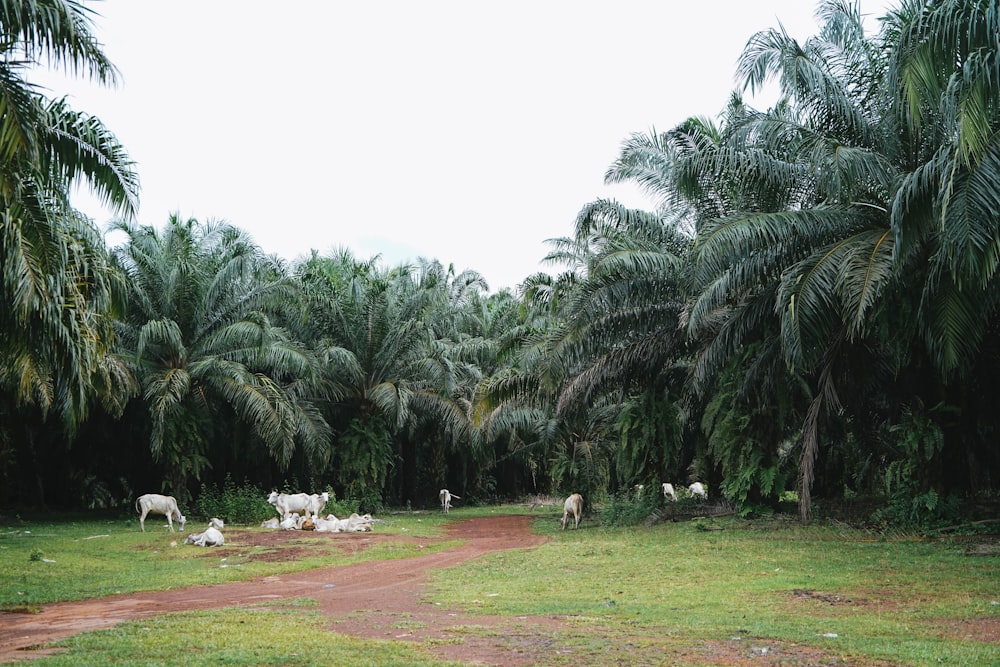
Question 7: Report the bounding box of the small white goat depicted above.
[439,489,460,513]
[561,493,583,530]
[689,482,707,499]
[662,483,676,501]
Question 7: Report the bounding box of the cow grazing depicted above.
[267,491,330,519]
[561,493,583,530]
[689,482,707,499]
[135,493,186,532]
[662,483,676,501]
[439,489,460,513]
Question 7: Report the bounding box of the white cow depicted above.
[439,489,460,513]
[267,491,329,519]
[314,513,374,533]
[561,493,583,530]
[689,481,707,499]
[662,483,676,501]
[185,524,224,547]
[260,517,280,529]
[135,493,186,532]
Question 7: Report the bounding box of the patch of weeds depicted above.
[0,603,43,614]
[692,518,724,531]
[444,624,491,634]
[255,597,318,608]
[425,637,465,646]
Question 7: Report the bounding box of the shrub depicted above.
[196,475,273,524]
[600,492,658,527]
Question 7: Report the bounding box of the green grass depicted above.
[28,607,464,666]
[430,511,1000,665]
[2,506,998,666]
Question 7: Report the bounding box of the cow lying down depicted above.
[313,513,374,533]
[185,518,225,546]
[260,512,375,532]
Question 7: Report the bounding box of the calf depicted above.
[561,493,583,530]
[439,489,460,513]
[135,493,186,532]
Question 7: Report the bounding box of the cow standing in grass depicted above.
[562,493,583,530]
[439,489,460,513]
[135,494,186,532]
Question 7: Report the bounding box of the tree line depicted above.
[2,0,999,527]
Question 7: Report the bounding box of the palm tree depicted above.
[0,0,138,506]
[1,0,139,430]
[613,0,1000,519]
[294,250,481,506]
[111,216,329,500]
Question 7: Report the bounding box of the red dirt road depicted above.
[0,514,564,666]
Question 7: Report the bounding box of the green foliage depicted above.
[613,389,682,489]
[549,436,610,505]
[701,366,791,510]
[872,405,962,530]
[334,416,393,508]
[599,492,658,527]
[195,475,272,524]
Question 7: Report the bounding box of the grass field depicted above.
[1,506,998,666]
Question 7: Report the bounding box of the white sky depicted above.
[39,0,892,292]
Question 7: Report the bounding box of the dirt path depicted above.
[0,514,567,666]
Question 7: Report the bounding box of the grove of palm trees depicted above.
[3,0,999,530]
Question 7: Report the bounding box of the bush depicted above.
[600,493,659,527]
[196,475,273,524]
[871,484,962,531]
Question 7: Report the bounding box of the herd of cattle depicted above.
[135,482,708,541]
[132,491,376,546]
